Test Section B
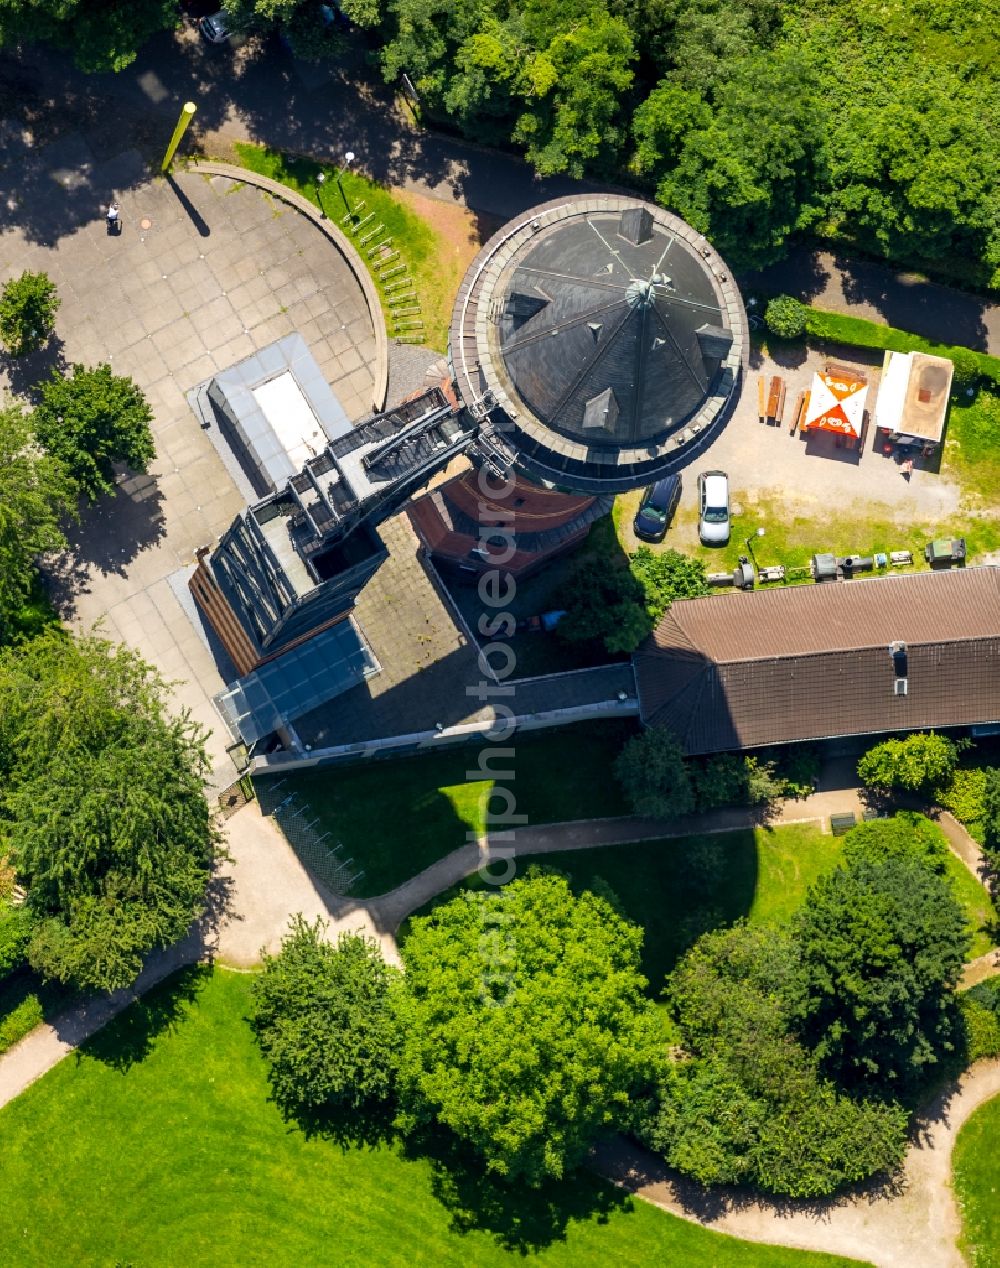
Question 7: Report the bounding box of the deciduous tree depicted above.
[794,848,970,1092]
[251,917,399,1111]
[614,728,694,819]
[857,732,960,793]
[394,871,662,1184]
[33,363,155,502]
[0,404,76,643]
[0,631,219,992]
[0,271,60,356]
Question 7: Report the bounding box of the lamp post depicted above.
[336,150,356,213]
[745,525,765,570]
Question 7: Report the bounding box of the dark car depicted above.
[633,475,681,542]
[199,10,231,42]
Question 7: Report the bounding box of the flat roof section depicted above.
[252,372,328,475]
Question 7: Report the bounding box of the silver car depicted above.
[698,470,730,544]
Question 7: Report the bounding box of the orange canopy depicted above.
[802,369,868,438]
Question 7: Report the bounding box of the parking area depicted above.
[618,343,967,563]
[0,148,379,785]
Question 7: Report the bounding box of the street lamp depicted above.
[336,150,356,213]
[316,171,327,218]
[745,525,765,569]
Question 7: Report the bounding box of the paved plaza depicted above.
[0,150,379,784]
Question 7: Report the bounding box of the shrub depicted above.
[614,729,694,819]
[0,992,44,1054]
[0,271,60,356]
[773,744,820,798]
[251,917,399,1112]
[630,547,711,621]
[959,992,1000,1063]
[690,754,747,811]
[765,294,807,340]
[857,732,960,792]
[949,347,981,391]
[744,755,783,805]
[936,768,987,832]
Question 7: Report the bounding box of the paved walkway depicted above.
[0,156,380,787]
[0,803,396,1111]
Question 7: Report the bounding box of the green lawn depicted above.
[954,1092,1000,1268]
[228,142,458,351]
[0,966,864,1268]
[941,849,998,961]
[260,723,634,897]
[616,485,1000,576]
[404,817,995,992]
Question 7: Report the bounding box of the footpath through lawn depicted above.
[0,966,863,1268]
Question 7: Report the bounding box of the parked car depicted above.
[698,470,731,544]
[199,10,231,42]
[633,474,681,543]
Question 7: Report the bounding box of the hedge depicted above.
[804,308,1000,385]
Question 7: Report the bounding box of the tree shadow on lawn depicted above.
[78,962,210,1074]
[406,1126,634,1254]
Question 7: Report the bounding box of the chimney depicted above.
[889,640,908,695]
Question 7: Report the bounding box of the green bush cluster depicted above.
[0,271,60,357]
[858,732,961,793]
[765,295,808,339]
[0,992,44,1055]
[0,902,32,978]
[960,985,1000,1063]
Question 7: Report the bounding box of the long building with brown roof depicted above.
[633,567,1000,753]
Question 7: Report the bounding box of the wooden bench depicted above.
[766,375,786,426]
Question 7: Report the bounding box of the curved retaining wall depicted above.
[190,160,389,413]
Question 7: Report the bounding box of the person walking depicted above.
[106,201,121,234]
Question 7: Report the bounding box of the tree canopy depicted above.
[32,363,155,503]
[394,871,661,1184]
[0,631,219,991]
[0,0,178,71]
[794,842,970,1092]
[0,271,60,357]
[613,728,694,820]
[251,917,399,1112]
[0,404,76,644]
[645,923,908,1197]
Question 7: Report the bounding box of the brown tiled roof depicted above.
[634,568,1000,753]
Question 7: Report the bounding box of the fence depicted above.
[255,777,363,895]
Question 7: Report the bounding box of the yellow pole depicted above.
[161,102,198,172]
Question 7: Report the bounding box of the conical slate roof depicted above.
[450,195,746,493]
[498,216,729,446]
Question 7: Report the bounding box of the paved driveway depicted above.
[0,161,377,785]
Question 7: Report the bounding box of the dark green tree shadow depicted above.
[78,964,209,1074]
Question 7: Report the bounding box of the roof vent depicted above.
[505,291,548,323]
[696,323,734,360]
[618,207,654,246]
[582,387,619,433]
[894,678,908,696]
[889,640,908,677]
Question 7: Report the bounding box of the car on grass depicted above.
[633,475,681,543]
[698,470,731,544]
